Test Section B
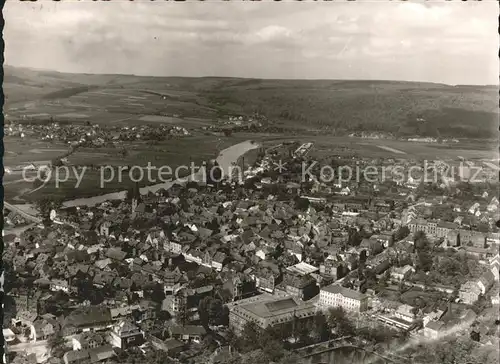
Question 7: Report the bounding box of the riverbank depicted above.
[61,140,259,208]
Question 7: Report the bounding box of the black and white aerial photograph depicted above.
[1,1,499,364]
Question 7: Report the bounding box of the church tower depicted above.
[130,182,141,219]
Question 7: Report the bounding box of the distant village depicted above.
[3,140,499,364]
[4,119,190,147]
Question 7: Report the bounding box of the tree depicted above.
[241,322,261,352]
[262,338,285,362]
[218,305,230,326]
[48,330,67,358]
[294,196,310,211]
[208,298,225,325]
[35,198,59,223]
[198,296,227,328]
[198,296,211,328]
[327,307,355,337]
[395,226,410,241]
[407,337,480,364]
[51,158,63,167]
[414,231,433,272]
[176,306,189,327]
[417,250,433,272]
[312,312,330,342]
[149,283,166,303]
[348,229,362,247]
[414,231,428,250]
[294,319,313,344]
[218,288,234,304]
[266,321,293,342]
[155,310,172,327]
[144,349,173,364]
[357,325,399,344]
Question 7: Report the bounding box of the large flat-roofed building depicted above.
[229,295,316,334]
[286,262,319,276]
[318,284,368,313]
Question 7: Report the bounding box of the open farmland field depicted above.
[3,137,70,167]
[6,78,220,124]
[7,85,220,129]
[138,115,185,123]
[66,134,250,166]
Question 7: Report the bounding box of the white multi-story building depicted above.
[318,284,368,313]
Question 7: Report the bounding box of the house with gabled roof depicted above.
[62,306,113,336]
[170,325,206,343]
[72,332,107,351]
[109,319,144,349]
[282,272,318,301]
[63,344,115,364]
[424,320,445,339]
[359,238,383,256]
[31,316,58,342]
[459,281,482,305]
[253,268,278,293]
[63,349,90,364]
[50,279,71,293]
[184,248,203,265]
[105,247,127,262]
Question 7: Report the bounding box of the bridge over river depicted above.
[302,345,405,364]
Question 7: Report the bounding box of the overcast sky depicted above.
[4,1,498,85]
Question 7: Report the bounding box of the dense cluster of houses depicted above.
[4,120,190,147]
[459,255,500,305]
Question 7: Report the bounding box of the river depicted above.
[61,140,259,208]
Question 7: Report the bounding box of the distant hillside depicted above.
[202,79,498,139]
[3,66,498,139]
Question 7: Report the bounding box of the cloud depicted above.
[3,1,498,84]
[255,25,293,42]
